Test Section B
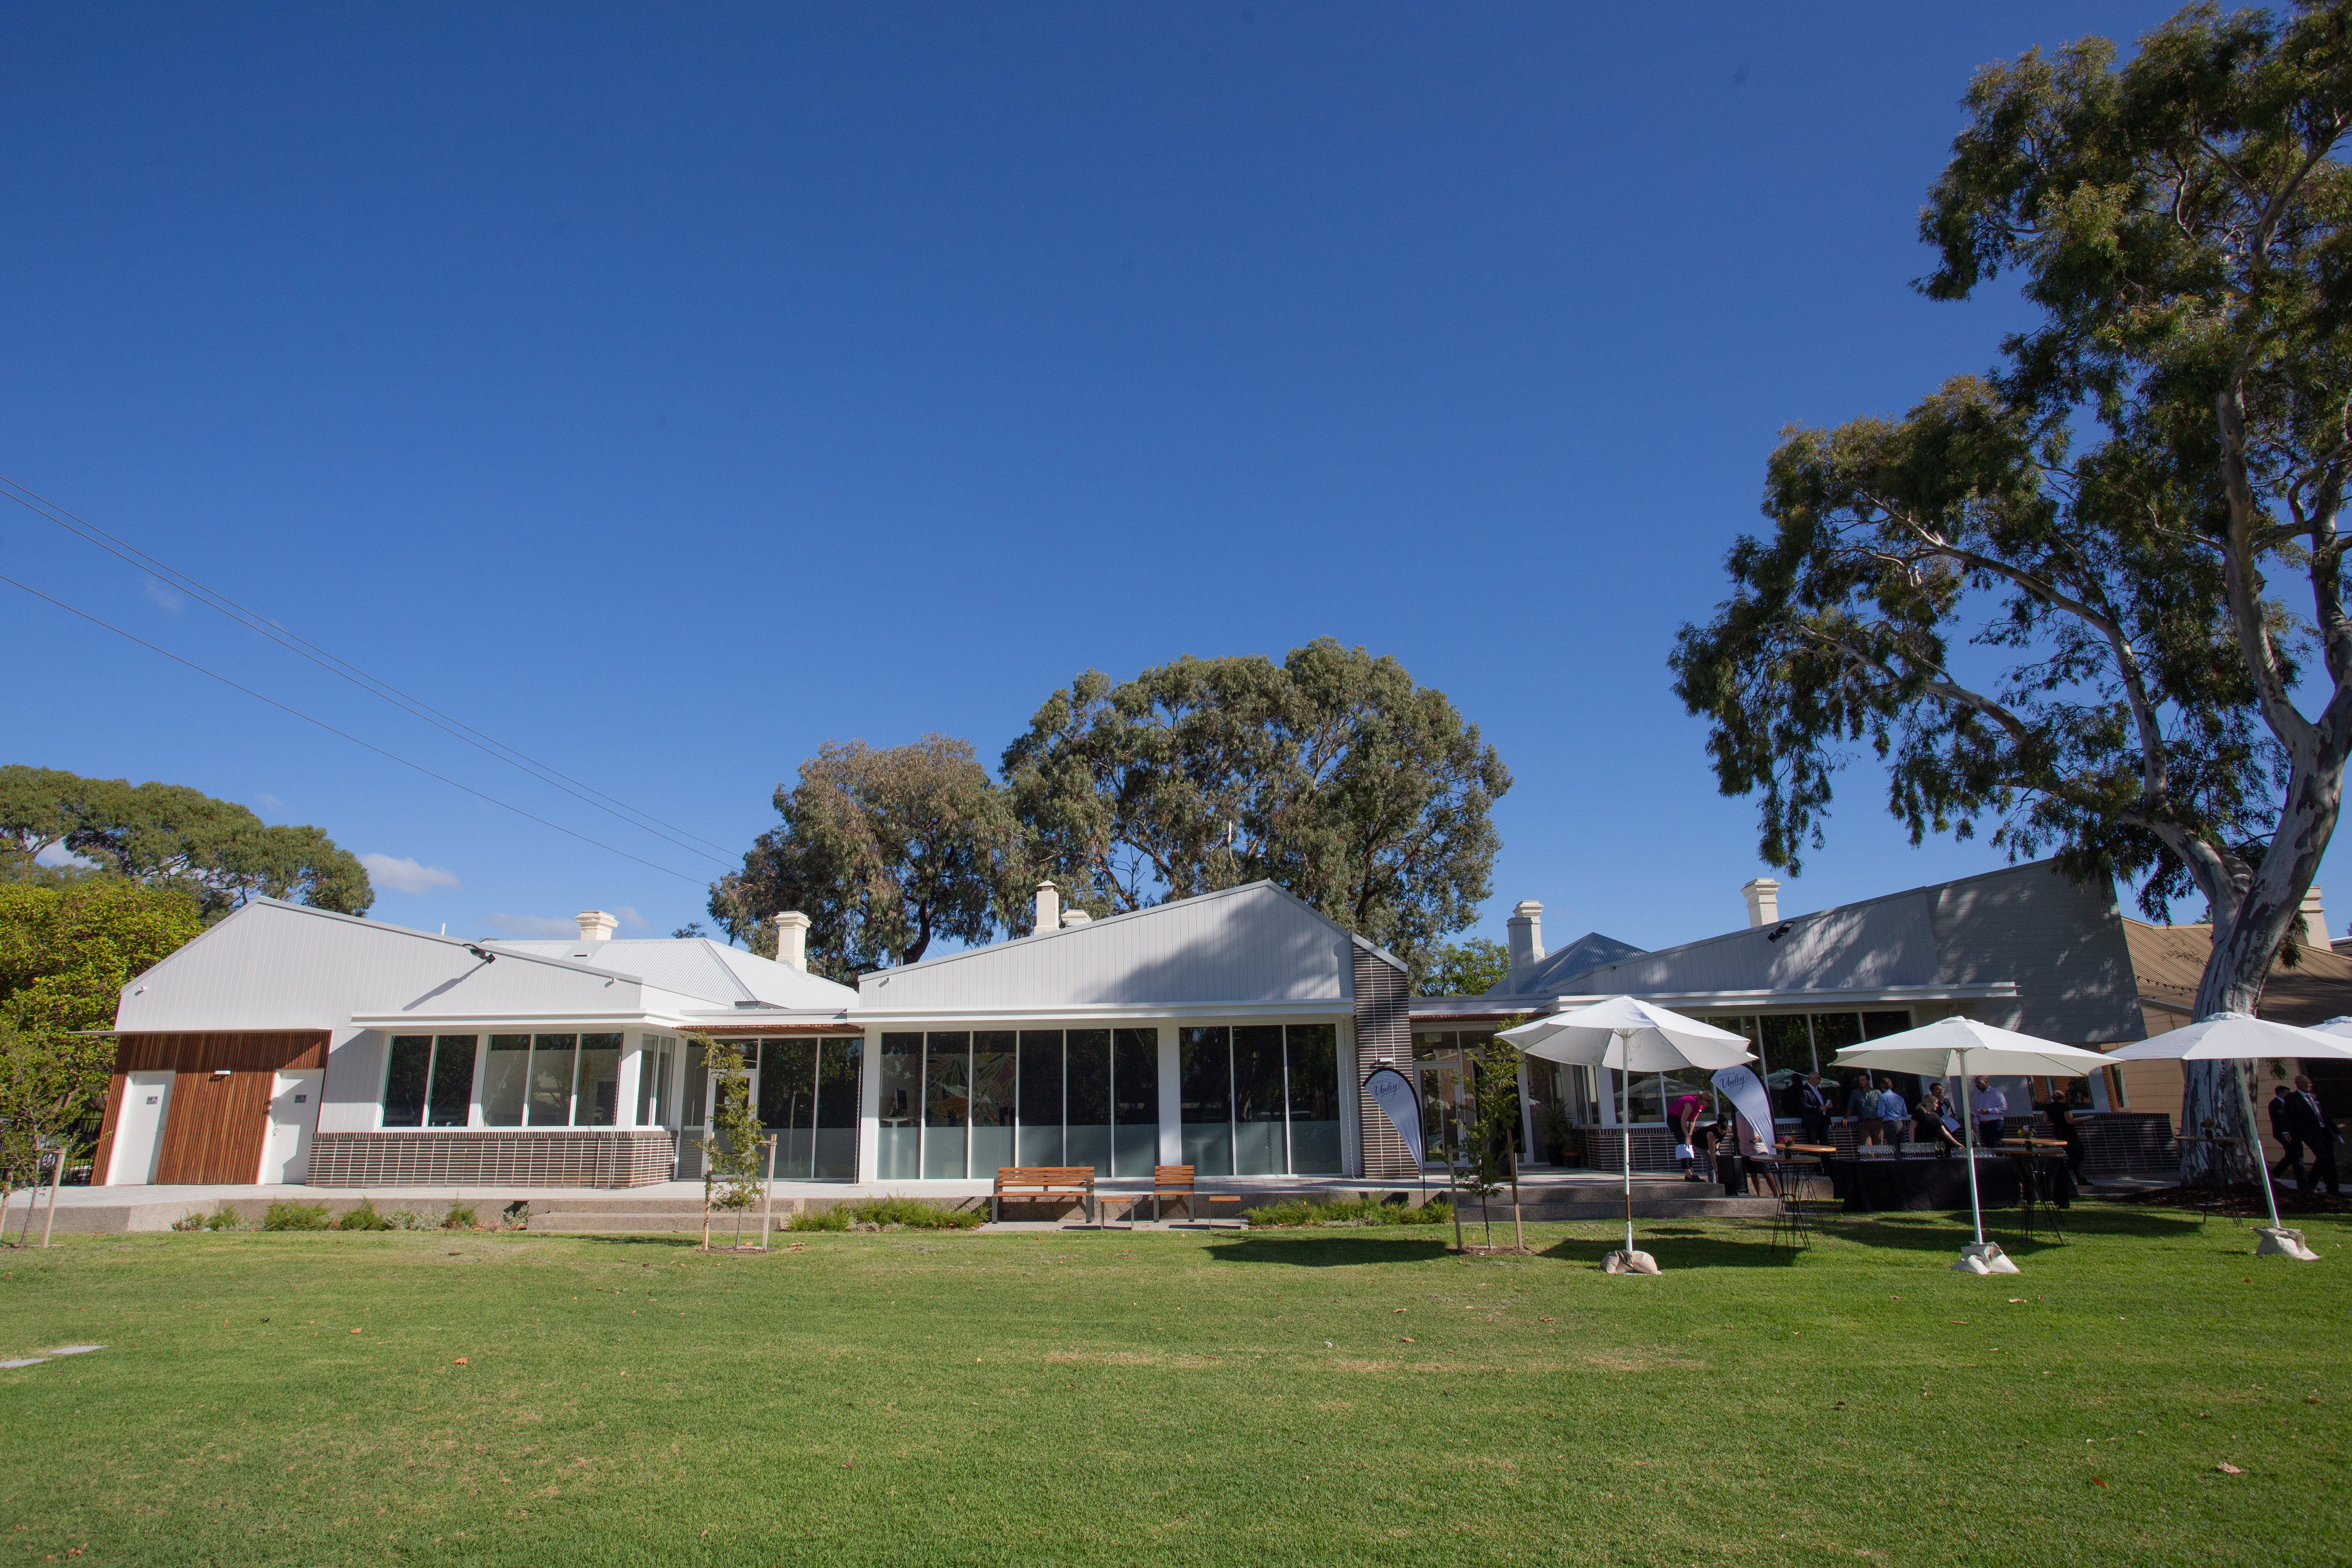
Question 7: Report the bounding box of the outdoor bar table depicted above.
[1825,1152,2024,1214]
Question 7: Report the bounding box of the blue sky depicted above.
[8,1,2273,956]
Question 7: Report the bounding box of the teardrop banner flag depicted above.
[1710,1064,1778,1155]
[1364,1066,1424,1166]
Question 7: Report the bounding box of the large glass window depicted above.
[1066,1029,1112,1175]
[762,1038,817,1172]
[381,1033,479,1129]
[383,1036,432,1127]
[1232,1026,1286,1176]
[1112,1028,1160,1177]
[526,1035,576,1126]
[482,1034,533,1126]
[1017,1031,1063,1166]
[573,1034,622,1127]
[877,1034,922,1180]
[812,1038,861,1180]
[1286,1023,1341,1173]
[971,1032,1017,1177]
[1179,1026,1233,1174]
[922,1033,971,1179]
[637,1034,677,1128]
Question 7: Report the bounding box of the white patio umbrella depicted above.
[2102,1012,2352,1251]
[1500,996,1753,1267]
[1829,1017,2114,1272]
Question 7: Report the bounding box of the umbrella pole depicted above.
[1619,1035,1634,1255]
[2235,1059,2285,1231]
[1958,1063,1984,1247]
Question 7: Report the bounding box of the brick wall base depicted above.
[306,1130,677,1188]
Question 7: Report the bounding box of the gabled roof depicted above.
[2122,919,2352,1028]
[856,881,1379,1017]
[485,935,856,1010]
[1488,930,1646,995]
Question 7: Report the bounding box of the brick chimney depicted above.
[576,910,618,943]
[773,910,810,972]
[1742,878,1780,929]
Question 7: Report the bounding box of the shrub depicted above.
[261,1201,330,1231]
[334,1198,392,1231]
[1241,1195,1452,1229]
[441,1200,478,1230]
[385,1209,433,1231]
[845,1195,983,1230]
[170,1211,205,1231]
[205,1203,241,1231]
[786,1207,849,1232]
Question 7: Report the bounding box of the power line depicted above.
[0,570,713,888]
[0,474,741,866]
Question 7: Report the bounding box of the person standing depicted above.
[1877,1078,1911,1145]
[1669,1090,1709,1182]
[1971,1076,2009,1148]
[2043,1088,2087,1184]
[1850,1073,1886,1146]
[2284,1074,2341,1197]
[1798,1071,1834,1147]
[1916,1083,1963,1156]
[2269,1082,2305,1183]
[1701,1108,1743,1196]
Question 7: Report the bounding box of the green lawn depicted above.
[1,1207,2344,1567]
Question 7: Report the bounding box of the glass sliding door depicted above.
[877,1034,922,1180]
[813,1038,860,1180]
[481,1035,532,1126]
[1112,1028,1159,1177]
[1065,1029,1112,1176]
[1178,1026,1233,1175]
[761,1038,817,1174]
[922,1033,971,1179]
[1017,1031,1063,1166]
[1285,1024,1341,1173]
[970,1032,1017,1177]
[1231,1025,1286,1176]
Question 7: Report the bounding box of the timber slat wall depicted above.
[93,1032,329,1186]
[1352,947,1417,1179]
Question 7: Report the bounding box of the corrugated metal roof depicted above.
[485,936,857,1009]
[1491,930,1646,995]
[856,881,1361,1014]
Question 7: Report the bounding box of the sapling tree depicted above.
[694,1037,768,1251]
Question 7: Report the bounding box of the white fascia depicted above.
[847,998,1348,1026]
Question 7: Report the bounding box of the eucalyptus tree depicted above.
[1674,3,2352,1177]
[1002,638,1510,979]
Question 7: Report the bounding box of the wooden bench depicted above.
[1153,1165,1243,1224]
[992,1166,1096,1224]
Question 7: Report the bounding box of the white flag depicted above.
[1710,1065,1778,1156]
[1363,1066,1423,1166]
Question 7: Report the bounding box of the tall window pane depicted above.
[573,1034,622,1127]
[762,1038,817,1176]
[428,1036,476,1127]
[1178,1026,1232,1176]
[383,1036,431,1127]
[1861,1009,1911,1038]
[637,1035,675,1128]
[877,1034,922,1180]
[970,1032,1017,1178]
[481,1035,531,1127]
[922,1032,970,1179]
[814,1038,861,1181]
[1066,1029,1111,1176]
[1232,1025,1286,1176]
[1285,1024,1341,1174]
[1622,1072,1667,1125]
[1017,1031,1063,1166]
[1758,1016,1811,1116]
[1809,1012,1862,1093]
[1113,1028,1159,1178]
[526,1035,577,1126]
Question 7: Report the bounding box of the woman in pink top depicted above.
[1669,1091,1709,1181]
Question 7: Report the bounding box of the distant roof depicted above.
[1486,930,1645,995]
[485,935,857,1010]
[2122,920,2352,1028]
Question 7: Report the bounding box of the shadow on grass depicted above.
[1207,1236,1453,1267]
[1537,1231,1800,1269]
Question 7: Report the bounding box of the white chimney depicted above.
[2300,886,2328,948]
[1507,900,1544,976]
[576,910,618,943]
[1034,881,1060,934]
[1061,908,1091,925]
[773,910,810,972]
[1742,878,1780,929]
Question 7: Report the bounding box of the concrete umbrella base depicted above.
[1602,1250,1660,1275]
[2255,1226,2321,1261]
[1953,1241,2021,1274]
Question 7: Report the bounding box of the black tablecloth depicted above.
[1827,1155,2024,1213]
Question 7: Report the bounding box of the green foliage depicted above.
[441,1199,478,1230]
[845,1194,983,1229]
[0,1019,96,1193]
[260,1201,329,1231]
[785,1207,851,1232]
[1422,937,1511,997]
[0,876,205,1098]
[205,1204,241,1231]
[695,1037,767,1220]
[709,737,1017,977]
[169,1212,205,1232]
[1002,638,1511,977]
[0,765,373,918]
[1239,1194,1451,1228]
[334,1198,392,1231]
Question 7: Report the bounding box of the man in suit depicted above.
[1797,1071,1834,1147]
[2284,1074,2340,1197]
[2269,1082,2305,1183]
